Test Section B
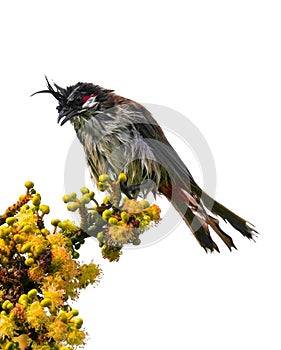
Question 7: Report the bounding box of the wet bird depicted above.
[32,77,257,252]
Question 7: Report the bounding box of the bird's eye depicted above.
[75,96,83,104]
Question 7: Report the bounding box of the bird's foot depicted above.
[120,180,156,199]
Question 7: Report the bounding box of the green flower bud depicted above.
[80,187,89,194]
[18,294,28,304]
[6,301,14,311]
[33,246,43,257]
[21,224,31,233]
[121,211,129,223]
[88,191,95,199]
[96,232,104,241]
[68,192,77,201]
[6,217,16,226]
[99,174,110,182]
[73,317,83,329]
[62,194,70,203]
[67,202,80,212]
[25,181,34,189]
[41,228,50,235]
[139,200,150,209]
[70,309,79,317]
[2,300,10,310]
[51,219,61,227]
[40,298,52,307]
[13,234,23,243]
[102,209,112,221]
[80,194,91,205]
[58,311,68,323]
[27,289,38,299]
[32,194,41,206]
[39,204,50,215]
[72,251,80,259]
[118,173,127,182]
[0,227,10,239]
[98,182,105,191]
[133,238,141,245]
[25,257,35,266]
[103,196,112,205]
[21,242,32,253]
[108,217,118,225]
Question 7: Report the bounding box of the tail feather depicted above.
[190,182,257,239]
[160,182,257,252]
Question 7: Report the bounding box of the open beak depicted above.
[57,97,99,126]
[57,108,80,126]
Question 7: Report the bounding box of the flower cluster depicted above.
[0,175,161,348]
[63,173,161,262]
[0,182,101,350]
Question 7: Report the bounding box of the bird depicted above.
[32,77,257,252]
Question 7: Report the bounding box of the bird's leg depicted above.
[120,180,154,199]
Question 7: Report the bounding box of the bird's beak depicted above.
[57,108,79,126]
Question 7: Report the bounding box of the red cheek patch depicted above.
[82,94,98,103]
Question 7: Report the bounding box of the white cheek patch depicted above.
[82,96,98,109]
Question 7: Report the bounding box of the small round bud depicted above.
[18,294,28,304]
[72,251,80,259]
[98,182,105,191]
[133,238,141,245]
[87,191,95,199]
[103,196,112,205]
[102,209,112,221]
[121,211,130,223]
[118,173,127,183]
[39,204,50,215]
[73,317,83,329]
[80,187,89,194]
[67,202,80,212]
[21,224,31,233]
[139,200,150,209]
[96,232,104,241]
[108,217,118,225]
[69,192,77,201]
[6,217,16,226]
[6,301,14,311]
[62,194,70,203]
[51,219,61,227]
[25,257,35,266]
[80,195,91,205]
[70,309,79,317]
[58,311,69,323]
[27,289,38,299]
[40,298,52,307]
[25,181,34,189]
[21,242,32,253]
[99,174,110,182]
[41,228,50,235]
[13,234,23,243]
[32,194,41,206]
[2,300,13,311]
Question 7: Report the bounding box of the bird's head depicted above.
[32,77,113,125]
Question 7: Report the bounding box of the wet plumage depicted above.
[32,78,257,252]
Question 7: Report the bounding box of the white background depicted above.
[0,1,280,349]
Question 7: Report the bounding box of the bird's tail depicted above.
[159,182,257,252]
